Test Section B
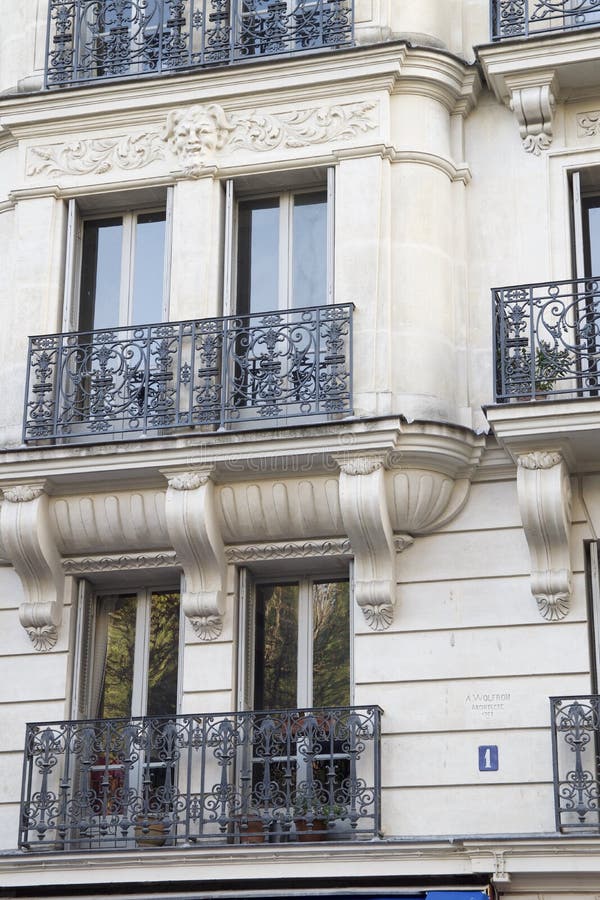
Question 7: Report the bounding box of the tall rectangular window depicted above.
[236,190,328,315]
[249,577,351,711]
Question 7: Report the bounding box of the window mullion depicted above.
[280,193,291,311]
[297,578,312,708]
[131,588,151,718]
[162,188,174,322]
[327,167,335,305]
[121,212,136,327]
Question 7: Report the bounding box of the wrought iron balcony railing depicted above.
[491,0,600,41]
[19,706,381,850]
[45,0,354,87]
[23,304,353,442]
[552,695,600,832]
[493,276,600,402]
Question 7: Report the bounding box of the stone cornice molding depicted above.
[335,455,397,631]
[62,551,179,574]
[391,49,481,116]
[0,482,65,651]
[225,539,351,563]
[516,450,572,621]
[163,467,226,642]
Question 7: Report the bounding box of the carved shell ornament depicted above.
[189,615,223,641]
[361,604,394,632]
[25,625,58,652]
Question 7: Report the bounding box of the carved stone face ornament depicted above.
[163,104,234,174]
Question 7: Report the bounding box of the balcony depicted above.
[493,276,600,403]
[552,695,600,832]
[491,0,600,41]
[19,706,381,850]
[45,0,354,88]
[23,304,353,443]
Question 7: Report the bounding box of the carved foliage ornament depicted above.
[167,472,210,491]
[226,539,352,562]
[3,484,45,503]
[577,111,600,138]
[62,552,179,574]
[163,101,377,175]
[27,133,165,177]
[27,101,377,178]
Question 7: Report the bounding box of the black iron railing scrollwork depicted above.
[491,0,600,40]
[493,276,600,402]
[45,0,354,87]
[551,696,600,831]
[23,304,353,442]
[19,706,382,850]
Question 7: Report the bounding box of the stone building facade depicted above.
[1,2,600,899]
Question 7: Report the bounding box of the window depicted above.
[237,574,354,838]
[57,195,173,437]
[587,541,600,692]
[221,172,339,421]
[71,587,181,843]
[236,190,328,315]
[234,0,330,59]
[79,0,177,80]
[250,578,351,710]
[78,211,167,331]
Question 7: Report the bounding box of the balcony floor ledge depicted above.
[3,834,600,889]
[486,396,600,471]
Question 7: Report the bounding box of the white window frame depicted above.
[62,191,173,334]
[237,569,353,713]
[71,583,183,721]
[223,168,335,318]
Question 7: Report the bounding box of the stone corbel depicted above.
[506,72,558,156]
[336,456,399,632]
[516,451,572,621]
[0,483,65,651]
[163,468,226,641]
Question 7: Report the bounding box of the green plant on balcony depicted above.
[512,340,571,396]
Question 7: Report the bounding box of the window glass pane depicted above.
[254,583,298,709]
[292,192,327,309]
[98,594,137,719]
[237,199,280,315]
[146,591,180,717]
[587,206,600,276]
[312,581,350,708]
[131,211,166,326]
[80,218,123,331]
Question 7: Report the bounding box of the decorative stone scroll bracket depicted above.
[506,72,558,156]
[516,451,572,621]
[336,456,399,632]
[0,483,65,651]
[163,468,226,641]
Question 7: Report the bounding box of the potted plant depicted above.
[133,812,170,847]
[510,340,571,399]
